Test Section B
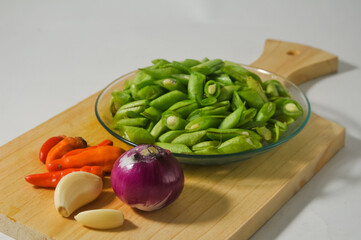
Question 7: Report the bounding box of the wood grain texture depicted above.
[251,39,338,85]
[0,40,345,240]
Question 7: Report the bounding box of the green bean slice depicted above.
[168,99,199,118]
[155,142,192,153]
[171,130,207,147]
[156,78,187,92]
[150,90,188,111]
[162,112,188,130]
[256,102,276,122]
[219,103,245,129]
[185,115,225,132]
[206,128,262,142]
[188,71,206,103]
[218,135,262,154]
[204,80,221,98]
[192,141,220,151]
[118,126,154,144]
[158,130,185,143]
[191,59,224,75]
[136,85,165,100]
[141,106,163,122]
[113,118,149,128]
[150,119,168,140]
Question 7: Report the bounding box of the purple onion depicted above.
[110,144,184,211]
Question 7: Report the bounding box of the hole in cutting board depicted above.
[287,49,301,56]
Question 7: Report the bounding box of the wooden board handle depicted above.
[250,39,338,85]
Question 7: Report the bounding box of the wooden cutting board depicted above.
[0,39,344,240]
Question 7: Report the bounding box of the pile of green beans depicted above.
[109,58,303,155]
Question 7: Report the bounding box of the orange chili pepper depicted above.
[39,135,66,163]
[46,145,124,172]
[25,166,104,188]
[45,137,87,165]
[61,139,113,158]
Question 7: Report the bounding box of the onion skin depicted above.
[111,145,184,211]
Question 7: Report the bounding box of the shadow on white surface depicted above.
[251,132,361,239]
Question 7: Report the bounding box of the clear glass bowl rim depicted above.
[95,65,311,164]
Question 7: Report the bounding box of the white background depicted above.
[1,1,361,239]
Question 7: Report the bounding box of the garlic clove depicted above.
[74,209,124,229]
[54,171,103,217]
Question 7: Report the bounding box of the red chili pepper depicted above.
[46,145,124,172]
[39,135,66,163]
[45,136,87,165]
[25,166,104,188]
[96,139,113,147]
[61,139,114,158]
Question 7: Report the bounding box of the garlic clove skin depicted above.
[74,209,124,229]
[54,171,103,217]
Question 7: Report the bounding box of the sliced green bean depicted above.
[161,111,188,130]
[265,82,279,98]
[150,119,168,140]
[269,119,288,135]
[200,97,218,106]
[119,126,154,144]
[146,121,156,132]
[273,97,303,118]
[156,78,187,92]
[110,90,132,116]
[269,123,280,143]
[171,61,191,74]
[168,99,199,118]
[155,142,192,153]
[219,103,245,129]
[213,73,233,86]
[239,120,267,130]
[140,66,181,79]
[223,61,262,83]
[191,59,224,75]
[180,59,201,68]
[274,115,295,125]
[136,85,165,100]
[151,58,170,66]
[193,147,220,155]
[150,90,188,111]
[204,80,221,98]
[255,126,272,141]
[264,79,290,97]
[231,91,243,111]
[113,118,149,128]
[206,128,262,142]
[141,106,163,122]
[187,100,230,121]
[238,89,266,109]
[218,85,241,101]
[158,130,185,143]
[118,99,148,110]
[201,57,210,63]
[185,115,224,132]
[256,102,276,122]
[246,76,268,103]
[237,108,257,126]
[113,103,147,120]
[218,135,262,154]
[282,100,303,118]
[171,130,207,147]
[188,71,206,103]
[171,73,190,85]
[129,70,152,87]
[192,141,220,151]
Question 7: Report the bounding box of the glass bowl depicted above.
[95,65,311,165]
